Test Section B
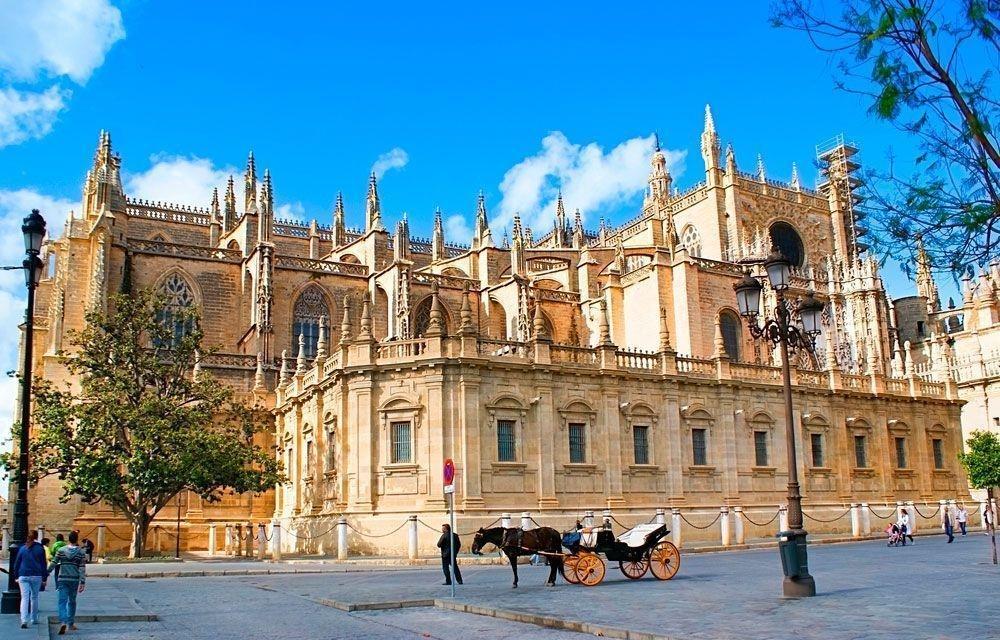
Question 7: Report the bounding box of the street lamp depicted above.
[2,209,46,615]
[733,249,823,598]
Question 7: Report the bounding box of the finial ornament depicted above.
[459,282,475,335]
[340,296,353,346]
[296,333,308,373]
[253,352,265,390]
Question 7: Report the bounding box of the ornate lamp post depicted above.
[2,210,47,614]
[733,249,823,598]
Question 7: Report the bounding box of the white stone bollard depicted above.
[671,508,682,548]
[906,501,917,535]
[224,524,233,555]
[860,503,871,535]
[96,524,106,557]
[584,510,595,528]
[521,512,532,530]
[407,515,418,561]
[850,504,861,538]
[500,512,511,529]
[733,507,745,545]
[271,522,282,561]
[1,526,9,558]
[257,523,266,560]
[720,506,731,547]
[246,522,254,556]
[655,508,666,526]
[602,509,612,529]
[778,505,789,532]
[337,517,348,560]
[208,524,217,556]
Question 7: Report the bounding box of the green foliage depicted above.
[959,430,1000,490]
[0,289,282,556]
[772,0,1000,273]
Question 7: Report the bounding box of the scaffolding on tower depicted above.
[816,134,867,260]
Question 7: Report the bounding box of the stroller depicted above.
[885,523,905,547]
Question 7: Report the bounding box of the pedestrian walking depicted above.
[896,509,915,545]
[956,505,968,536]
[13,529,49,629]
[984,504,994,535]
[51,534,66,581]
[82,538,95,562]
[437,524,463,586]
[943,505,955,543]
[49,530,87,635]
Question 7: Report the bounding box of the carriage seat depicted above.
[616,523,663,548]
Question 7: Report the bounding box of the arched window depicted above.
[292,286,330,359]
[719,310,742,361]
[157,273,196,345]
[412,296,449,337]
[680,225,702,257]
[769,222,804,267]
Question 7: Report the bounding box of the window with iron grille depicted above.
[326,429,336,472]
[305,440,314,475]
[720,311,742,361]
[692,428,707,466]
[854,435,867,468]
[497,419,517,462]
[569,423,586,463]
[391,421,412,463]
[810,433,824,467]
[894,436,907,468]
[754,431,769,467]
[932,438,945,469]
[633,425,650,465]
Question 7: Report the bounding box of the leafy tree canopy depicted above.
[959,429,1000,489]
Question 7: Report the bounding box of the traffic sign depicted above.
[444,484,455,494]
[443,458,455,484]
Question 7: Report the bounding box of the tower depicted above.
[365,172,383,232]
[472,190,493,249]
[82,130,124,218]
[915,239,940,313]
[333,191,346,246]
[643,134,672,210]
[432,208,445,262]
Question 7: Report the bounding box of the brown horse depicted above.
[470,526,563,588]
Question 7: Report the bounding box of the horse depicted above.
[470,526,564,588]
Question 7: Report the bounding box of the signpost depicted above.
[444,458,456,598]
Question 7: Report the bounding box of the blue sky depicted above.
[0,1,940,452]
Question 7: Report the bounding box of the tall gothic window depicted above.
[412,296,448,337]
[157,273,195,345]
[719,310,742,361]
[680,225,702,257]
[292,286,330,360]
[769,222,804,267]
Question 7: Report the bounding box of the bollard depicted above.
[224,524,233,555]
[584,510,595,528]
[602,509,612,529]
[271,521,282,561]
[153,526,161,552]
[337,517,348,560]
[1,526,9,558]
[521,512,532,530]
[96,524,106,557]
[860,503,871,535]
[257,523,266,561]
[906,501,917,535]
[778,505,789,532]
[245,522,254,556]
[407,515,418,561]
[234,524,243,556]
[655,508,666,526]
[208,524,217,556]
[733,507,745,545]
[720,506,731,547]
[671,508,682,549]
[500,512,511,529]
[850,504,861,538]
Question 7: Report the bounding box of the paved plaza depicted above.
[2,533,997,639]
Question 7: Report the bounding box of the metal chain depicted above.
[346,520,408,539]
[679,512,722,530]
[741,510,780,527]
[802,508,851,523]
[457,517,500,536]
[912,503,940,519]
[866,505,897,519]
[283,523,340,540]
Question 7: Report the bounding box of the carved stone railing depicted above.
[411,271,477,290]
[842,374,867,391]
[730,362,781,383]
[669,182,708,210]
[478,338,529,359]
[201,352,259,369]
[550,344,597,366]
[322,352,341,375]
[376,338,429,360]
[126,198,211,226]
[796,368,826,388]
[274,255,368,276]
[885,377,909,395]
[620,263,654,286]
[533,288,580,303]
[676,355,714,378]
[301,368,319,387]
[689,257,745,276]
[919,380,945,398]
[616,349,657,371]
[129,238,243,263]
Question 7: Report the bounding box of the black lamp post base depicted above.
[1,589,21,614]
[782,574,817,598]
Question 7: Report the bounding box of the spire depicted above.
[258,168,273,243]
[244,150,258,211]
[645,136,672,208]
[83,129,123,217]
[532,296,550,341]
[224,175,236,231]
[333,191,346,246]
[790,163,801,191]
[553,191,568,247]
[279,350,290,386]
[756,153,766,182]
[365,172,383,231]
[425,283,444,337]
[459,282,475,335]
[295,333,307,373]
[511,214,526,276]
[572,208,584,249]
[915,237,940,311]
[432,207,445,262]
[253,352,265,391]
[700,104,721,171]
[210,187,221,222]
[358,292,373,342]
[725,144,736,175]
[340,296,353,346]
[713,317,727,359]
[473,190,493,248]
[658,308,672,352]
[597,299,613,346]
[653,131,661,152]
[394,214,410,262]
[316,315,328,360]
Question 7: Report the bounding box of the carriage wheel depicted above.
[561,554,581,584]
[619,558,649,579]
[575,552,606,586]
[649,541,680,580]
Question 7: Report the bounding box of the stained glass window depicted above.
[292,286,329,360]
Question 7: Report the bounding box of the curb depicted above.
[315,597,436,612]
[42,614,159,640]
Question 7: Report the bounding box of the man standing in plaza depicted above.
[49,530,87,635]
[437,524,463,586]
[956,505,969,536]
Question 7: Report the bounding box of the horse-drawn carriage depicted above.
[561,523,680,586]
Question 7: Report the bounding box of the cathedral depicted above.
[21,108,969,554]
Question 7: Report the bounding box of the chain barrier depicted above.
[741,510,780,527]
[802,507,851,523]
[283,523,340,541]
[912,504,941,519]
[866,505,897,519]
[456,517,500,536]
[608,515,636,530]
[346,520,408,539]
[105,528,131,541]
[679,512,722,530]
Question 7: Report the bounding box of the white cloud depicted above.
[0,85,69,148]
[371,147,409,179]
[275,202,306,222]
[125,155,236,207]
[0,0,125,84]
[496,132,686,233]
[0,189,75,457]
[445,214,472,244]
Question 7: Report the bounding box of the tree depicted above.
[772,0,1000,274]
[1,289,283,558]
[958,430,1000,564]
